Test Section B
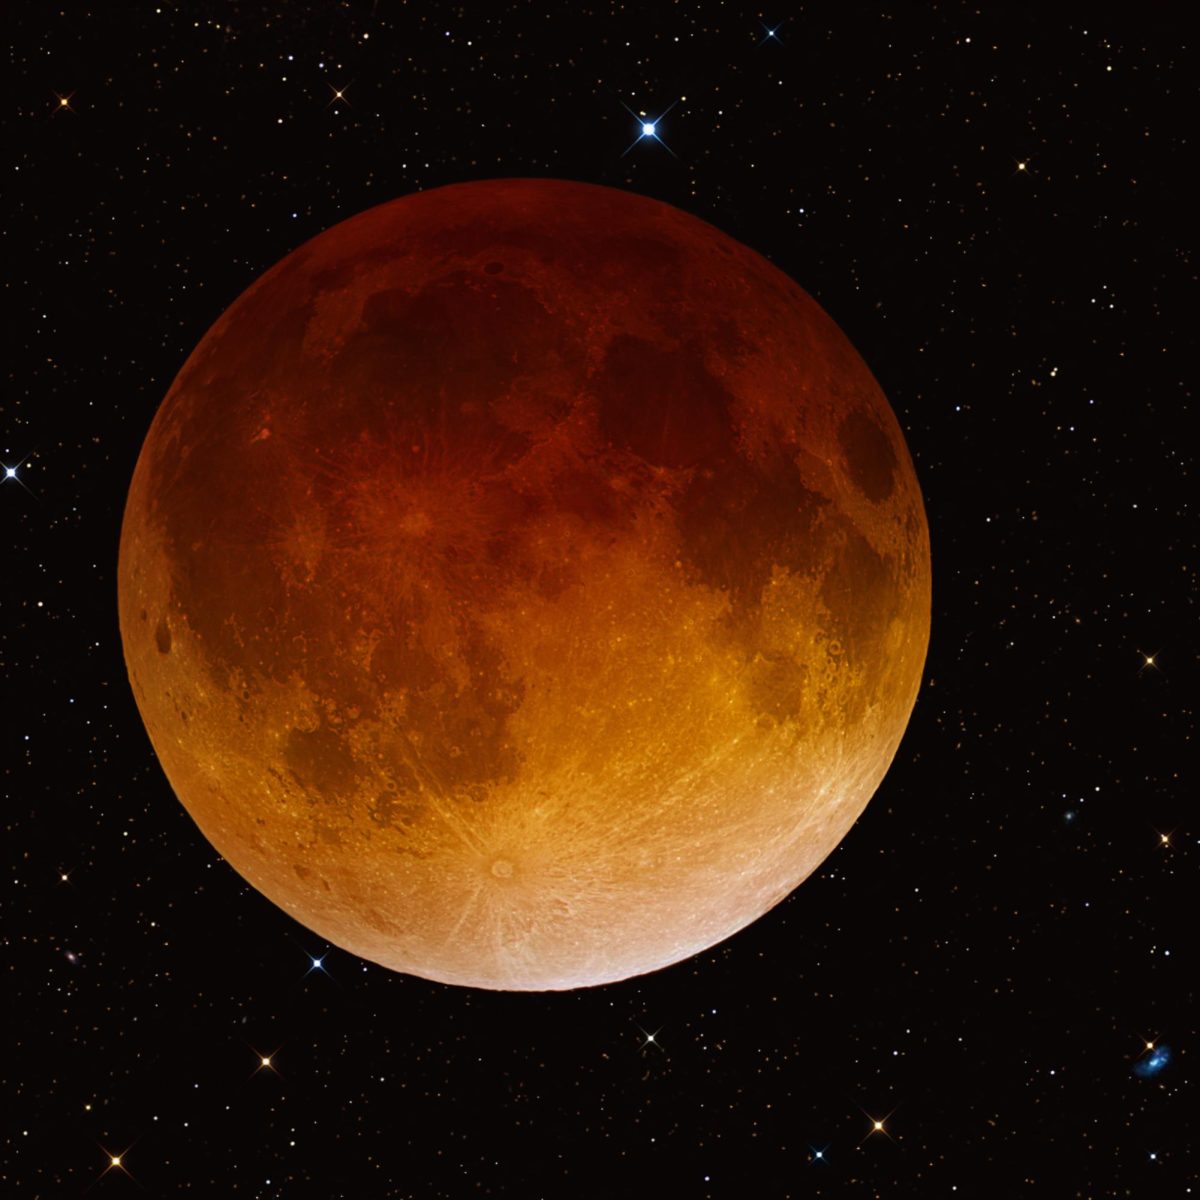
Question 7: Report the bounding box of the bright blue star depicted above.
[1133,1044,1171,1078]
[621,99,678,157]
[758,20,786,46]
[1,454,37,498]
[303,952,330,979]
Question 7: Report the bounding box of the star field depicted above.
[4,3,1193,1195]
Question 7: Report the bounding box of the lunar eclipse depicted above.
[118,178,930,991]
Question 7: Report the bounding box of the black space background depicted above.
[5,4,1193,1196]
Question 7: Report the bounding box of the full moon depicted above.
[118,179,930,991]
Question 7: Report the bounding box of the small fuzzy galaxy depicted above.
[1133,1044,1172,1080]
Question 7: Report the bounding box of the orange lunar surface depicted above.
[118,179,930,991]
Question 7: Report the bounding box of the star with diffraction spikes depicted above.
[249,1045,282,1078]
[858,1106,897,1146]
[1,454,37,498]
[93,1140,136,1186]
[620,98,679,157]
[757,19,786,46]
[635,1023,666,1054]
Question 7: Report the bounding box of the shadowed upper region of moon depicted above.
[596,333,738,468]
[119,179,930,991]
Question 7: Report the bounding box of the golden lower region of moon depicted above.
[118,179,930,991]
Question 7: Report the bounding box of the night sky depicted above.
[6,4,1193,1196]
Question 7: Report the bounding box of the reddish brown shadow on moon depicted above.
[119,179,930,990]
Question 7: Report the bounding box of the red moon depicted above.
[118,179,930,991]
